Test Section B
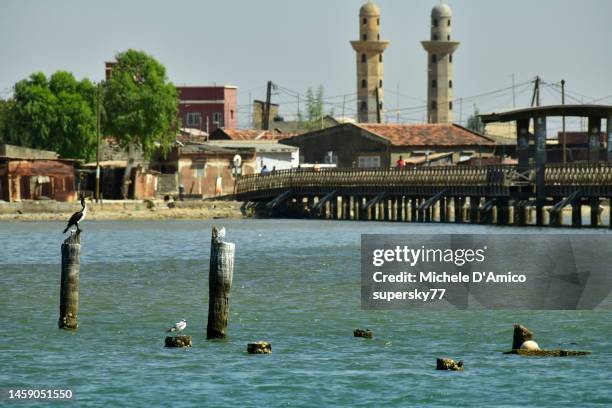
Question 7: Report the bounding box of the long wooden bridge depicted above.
[235,163,612,228]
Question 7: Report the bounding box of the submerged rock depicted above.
[353,328,373,339]
[165,335,192,348]
[436,358,464,371]
[248,341,272,354]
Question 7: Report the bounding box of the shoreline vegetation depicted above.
[0,199,245,221]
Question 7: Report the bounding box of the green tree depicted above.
[299,85,329,131]
[6,71,97,160]
[102,49,178,157]
[466,105,485,134]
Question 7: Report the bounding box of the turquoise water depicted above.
[1,219,611,407]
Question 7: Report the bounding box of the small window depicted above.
[432,79,437,89]
[433,19,438,27]
[449,80,453,88]
[360,101,367,112]
[447,34,450,40]
[362,18,367,25]
[377,18,380,26]
[358,155,381,168]
[212,112,222,124]
[449,101,453,110]
[432,100,437,110]
[379,54,383,62]
[361,79,367,88]
[379,102,383,109]
[377,34,380,40]
[431,54,437,63]
[186,112,201,127]
[362,34,367,40]
[433,34,438,40]
[449,54,453,63]
[324,152,338,165]
[448,19,451,26]
[379,80,383,88]
[361,54,366,63]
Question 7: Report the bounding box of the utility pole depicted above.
[95,82,101,203]
[512,73,516,108]
[262,81,272,130]
[459,98,463,126]
[341,95,346,120]
[297,94,300,131]
[561,79,566,163]
[396,83,400,124]
[248,91,252,128]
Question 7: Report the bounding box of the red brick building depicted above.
[104,62,237,133]
[177,86,237,133]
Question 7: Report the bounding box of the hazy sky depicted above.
[1,0,611,130]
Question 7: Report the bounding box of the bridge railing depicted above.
[544,162,612,186]
[235,165,518,195]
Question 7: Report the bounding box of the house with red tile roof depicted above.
[280,122,497,168]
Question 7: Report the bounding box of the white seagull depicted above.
[167,319,187,334]
[212,226,226,242]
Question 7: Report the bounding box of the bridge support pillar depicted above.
[571,198,582,228]
[590,197,600,227]
[439,197,447,222]
[497,198,509,225]
[535,115,547,227]
[454,197,464,223]
[514,201,526,226]
[410,197,417,222]
[469,197,479,224]
[588,117,602,162]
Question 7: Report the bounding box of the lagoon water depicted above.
[1,219,611,407]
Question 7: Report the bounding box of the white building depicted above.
[206,140,299,172]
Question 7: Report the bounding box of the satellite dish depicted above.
[233,154,242,168]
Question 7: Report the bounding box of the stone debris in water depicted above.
[436,358,464,371]
[165,335,192,348]
[247,341,272,354]
[504,349,591,357]
[505,324,590,356]
[353,328,373,338]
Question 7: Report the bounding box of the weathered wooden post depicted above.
[206,226,235,340]
[59,232,81,329]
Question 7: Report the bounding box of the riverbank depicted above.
[0,199,245,221]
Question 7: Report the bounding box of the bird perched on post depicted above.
[167,319,187,334]
[63,196,87,234]
[212,226,226,243]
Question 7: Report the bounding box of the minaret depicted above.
[421,3,460,123]
[351,1,389,123]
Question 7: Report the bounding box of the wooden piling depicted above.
[206,227,235,340]
[589,198,600,227]
[439,197,447,222]
[571,199,582,228]
[59,232,81,330]
[469,197,479,224]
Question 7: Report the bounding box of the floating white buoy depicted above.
[520,340,540,350]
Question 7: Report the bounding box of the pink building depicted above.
[177,86,237,133]
[104,62,237,133]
